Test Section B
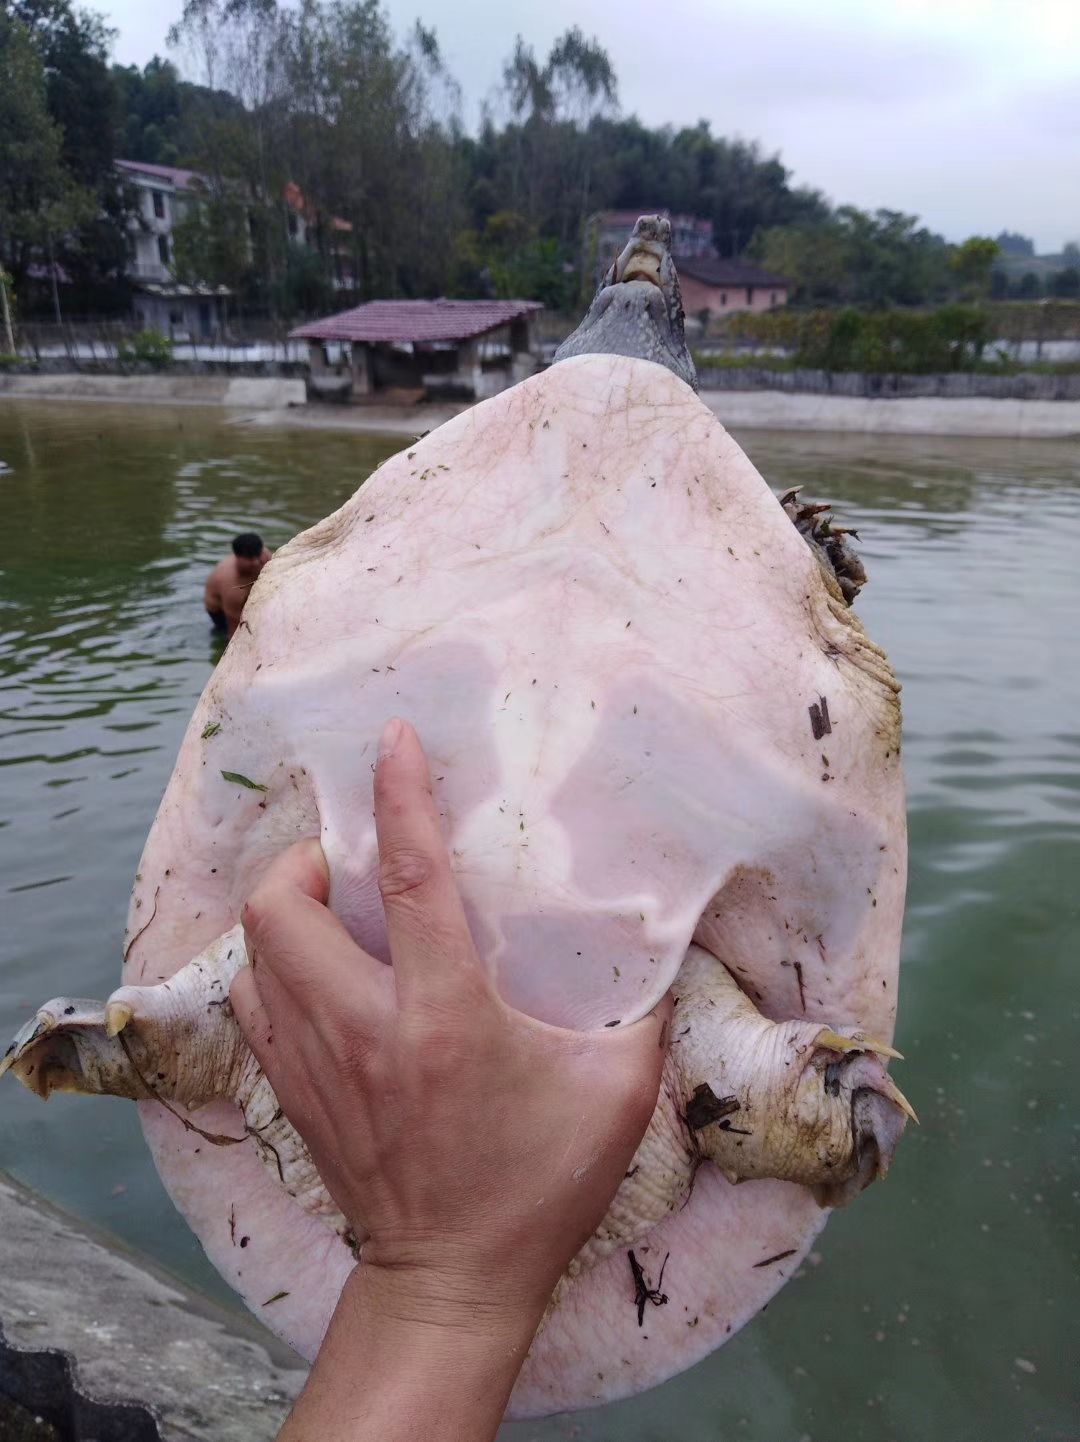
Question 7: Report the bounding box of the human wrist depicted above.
[342,1255,549,1349]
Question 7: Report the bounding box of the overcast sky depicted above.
[100,0,1079,253]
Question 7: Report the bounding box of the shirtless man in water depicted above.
[204,532,273,637]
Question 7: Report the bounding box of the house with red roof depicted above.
[290,298,543,403]
[677,256,790,318]
[586,209,789,317]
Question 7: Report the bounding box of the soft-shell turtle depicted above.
[3,217,912,1416]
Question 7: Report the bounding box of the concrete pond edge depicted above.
[0,1172,305,1440]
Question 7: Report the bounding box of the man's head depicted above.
[232,532,266,581]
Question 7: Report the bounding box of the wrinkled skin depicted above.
[555,215,697,390]
[2,219,911,1417]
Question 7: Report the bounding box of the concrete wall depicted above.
[703,390,1080,438]
[697,365,1080,401]
[0,374,306,409]
[0,1172,303,1440]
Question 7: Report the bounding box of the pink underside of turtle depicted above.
[127,354,905,1415]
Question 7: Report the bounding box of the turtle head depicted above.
[554,215,697,391]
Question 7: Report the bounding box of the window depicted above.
[169,308,184,326]
[746,288,754,305]
[152,190,166,220]
[157,235,170,266]
[771,291,778,305]
[720,292,727,306]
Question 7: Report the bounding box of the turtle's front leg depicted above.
[1,928,349,1235]
[1,927,251,1107]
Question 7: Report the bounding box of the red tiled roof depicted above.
[290,299,543,345]
[676,256,790,289]
[116,158,204,191]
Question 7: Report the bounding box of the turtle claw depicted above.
[0,998,144,1100]
[0,1013,51,1085]
[878,1075,918,1126]
[815,1027,904,1062]
[779,488,867,604]
[105,1001,133,1038]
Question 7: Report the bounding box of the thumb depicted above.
[230,964,275,1072]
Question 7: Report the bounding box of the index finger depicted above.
[373,717,483,1005]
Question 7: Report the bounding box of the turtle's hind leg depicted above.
[779,487,867,604]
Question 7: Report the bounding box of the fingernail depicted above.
[378,717,402,760]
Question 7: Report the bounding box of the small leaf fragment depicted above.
[221,770,268,793]
[201,722,222,740]
[262,1290,289,1305]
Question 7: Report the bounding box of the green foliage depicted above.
[720,305,993,374]
[452,212,572,307]
[5,0,131,299]
[111,56,247,167]
[752,208,955,307]
[985,299,1080,343]
[1050,267,1080,299]
[273,241,335,318]
[116,329,174,366]
[950,236,1000,299]
[170,185,252,292]
[0,12,83,265]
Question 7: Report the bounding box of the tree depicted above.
[492,28,617,251]
[1016,271,1042,299]
[8,0,130,302]
[1050,267,1080,299]
[950,236,1000,299]
[0,10,89,300]
[751,207,952,306]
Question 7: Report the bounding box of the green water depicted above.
[0,401,1076,1440]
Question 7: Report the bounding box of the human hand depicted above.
[231,718,671,1337]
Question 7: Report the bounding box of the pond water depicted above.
[0,400,1076,1441]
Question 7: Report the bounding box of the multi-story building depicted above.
[116,158,232,339]
[115,160,356,339]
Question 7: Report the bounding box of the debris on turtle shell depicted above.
[629,1249,670,1326]
[684,1083,740,1131]
[220,770,268,793]
[809,695,832,741]
[753,1248,797,1269]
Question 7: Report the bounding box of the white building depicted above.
[115,159,230,340]
[115,161,356,340]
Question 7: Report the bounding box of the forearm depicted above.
[278,1267,544,1442]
